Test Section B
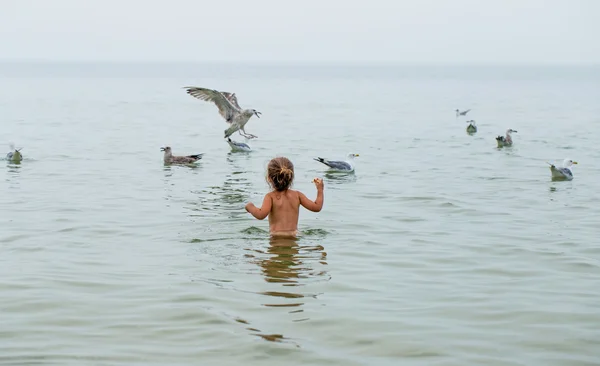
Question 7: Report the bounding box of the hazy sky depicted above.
[1,0,598,64]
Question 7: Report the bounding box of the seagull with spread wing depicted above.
[183,87,261,139]
[456,109,471,117]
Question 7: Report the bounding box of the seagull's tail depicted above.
[188,154,203,160]
[314,157,331,167]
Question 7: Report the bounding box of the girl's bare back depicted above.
[244,157,324,237]
[268,190,301,233]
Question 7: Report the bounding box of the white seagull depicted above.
[548,159,578,181]
[226,137,252,152]
[6,143,23,163]
[456,109,471,117]
[496,129,517,148]
[314,153,359,172]
[184,87,261,139]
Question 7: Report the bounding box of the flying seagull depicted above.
[314,153,359,172]
[160,146,203,165]
[547,159,578,181]
[183,87,261,139]
[496,129,517,148]
[226,137,252,152]
[456,109,471,117]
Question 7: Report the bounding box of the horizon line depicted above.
[0,59,598,67]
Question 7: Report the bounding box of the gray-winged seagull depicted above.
[496,129,517,147]
[548,159,578,181]
[456,109,471,117]
[183,87,261,139]
[161,146,203,165]
[226,137,252,152]
[314,153,359,172]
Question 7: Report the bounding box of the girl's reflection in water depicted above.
[256,235,328,308]
[243,235,329,343]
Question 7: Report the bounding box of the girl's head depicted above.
[267,157,294,191]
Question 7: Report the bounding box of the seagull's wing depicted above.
[234,141,250,149]
[314,157,352,170]
[220,92,242,110]
[184,87,240,123]
[172,154,201,164]
[185,153,203,160]
[557,167,572,177]
[549,164,573,179]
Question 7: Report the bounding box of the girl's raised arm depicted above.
[245,194,272,220]
[299,178,324,212]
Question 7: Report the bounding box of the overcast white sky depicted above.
[0,0,598,64]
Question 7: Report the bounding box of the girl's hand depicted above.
[312,178,324,190]
[245,194,272,220]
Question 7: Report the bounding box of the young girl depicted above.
[245,157,324,237]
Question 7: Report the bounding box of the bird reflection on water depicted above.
[324,171,357,185]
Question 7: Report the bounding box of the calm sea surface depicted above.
[1,63,600,365]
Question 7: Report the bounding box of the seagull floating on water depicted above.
[466,120,477,134]
[314,153,359,172]
[184,87,261,139]
[456,109,471,117]
[160,146,203,165]
[6,143,23,163]
[496,129,517,148]
[548,159,578,181]
[226,137,252,152]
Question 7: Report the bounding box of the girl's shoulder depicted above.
[288,189,303,201]
[268,189,301,199]
[266,189,300,197]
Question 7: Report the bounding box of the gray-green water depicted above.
[2,63,600,365]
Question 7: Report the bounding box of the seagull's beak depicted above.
[254,111,261,118]
[573,161,578,164]
[355,154,360,157]
[160,147,165,151]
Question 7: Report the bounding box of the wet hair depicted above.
[267,157,294,191]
